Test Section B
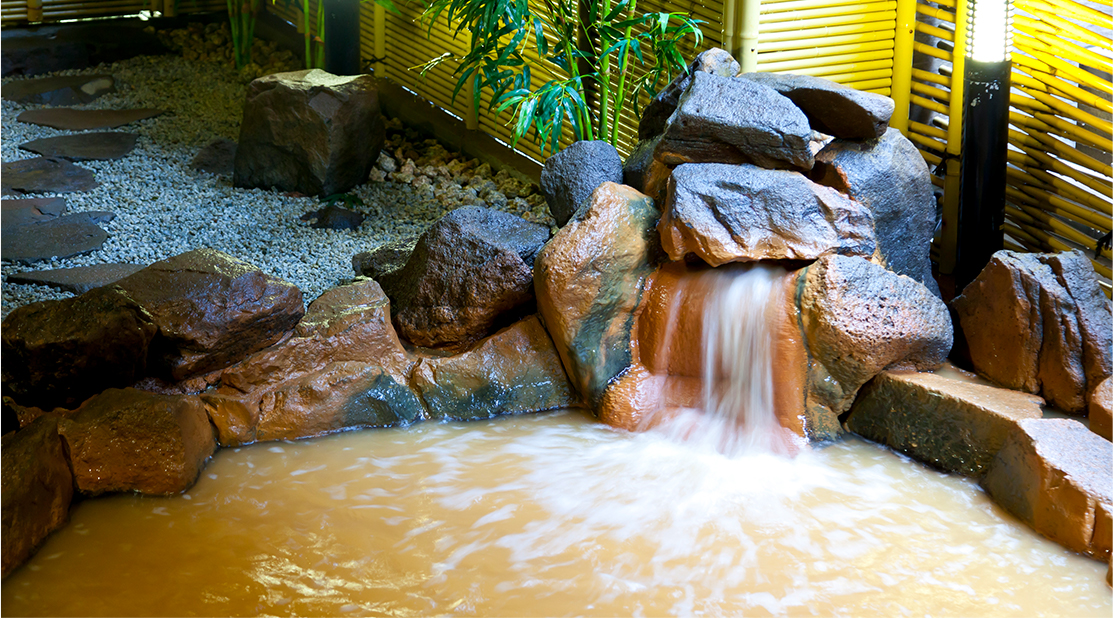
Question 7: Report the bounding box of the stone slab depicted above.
[190,138,237,176]
[1,157,99,195]
[1,197,67,227]
[6,263,144,294]
[1,212,110,263]
[0,74,114,105]
[19,132,138,161]
[16,107,164,131]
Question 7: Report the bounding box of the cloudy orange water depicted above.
[3,410,1110,617]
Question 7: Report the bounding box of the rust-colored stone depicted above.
[981,418,1112,560]
[1,416,73,579]
[57,388,216,496]
[1090,377,1112,441]
[116,248,304,381]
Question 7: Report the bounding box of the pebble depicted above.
[1,50,553,321]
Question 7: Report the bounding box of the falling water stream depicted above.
[3,268,1110,616]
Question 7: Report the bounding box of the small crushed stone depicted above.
[2,49,553,321]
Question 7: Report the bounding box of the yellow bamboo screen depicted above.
[1,0,224,25]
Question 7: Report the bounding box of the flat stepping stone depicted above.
[6,263,144,293]
[1,197,67,227]
[300,204,364,230]
[0,74,114,105]
[1,157,99,195]
[1,212,111,263]
[190,138,237,176]
[20,132,138,161]
[16,108,164,131]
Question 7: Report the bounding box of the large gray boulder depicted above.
[811,127,940,295]
[379,206,550,351]
[658,162,877,266]
[740,72,895,140]
[540,140,623,227]
[233,69,385,197]
[654,72,814,171]
[639,48,740,140]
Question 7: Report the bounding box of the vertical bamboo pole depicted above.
[937,0,969,275]
[890,0,916,132]
[373,2,386,80]
[738,0,760,73]
[27,0,42,22]
[723,0,738,62]
[465,29,479,130]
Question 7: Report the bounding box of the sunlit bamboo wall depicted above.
[1,0,222,25]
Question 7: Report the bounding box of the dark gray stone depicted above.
[659,162,877,266]
[19,132,138,161]
[1,212,110,263]
[16,108,164,131]
[639,48,740,140]
[352,235,418,279]
[1,24,167,77]
[381,206,550,350]
[234,69,385,197]
[0,74,114,105]
[540,140,623,227]
[300,204,365,230]
[655,72,815,171]
[1,197,67,227]
[1,157,99,196]
[740,72,895,140]
[6,264,145,294]
[190,138,237,176]
[811,128,940,295]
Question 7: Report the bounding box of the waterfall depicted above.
[647,264,793,457]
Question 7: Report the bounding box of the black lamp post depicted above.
[955,0,1014,289]
[323,0,363,75]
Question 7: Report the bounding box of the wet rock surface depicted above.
[234,69,386,197]
[16,107,164,131]
[1,157,99,195]
[57,388,216,496]
[952,250,1111,414]
[382,206,549,351]
[654,72,814,171]
[1,416,73,580]
[1089,377,1112,441]
[535,182,660,408]
[540,140,623,227]
[847,370,1044,476]
[811,127,940,295]
[740,72,894,140]
[19,132,138,161]
[352,235,418,280]
[5,264,145,295]
[981,418,1112,559]
[1,285,157,409]
[639,48,740,141]
[658,162,877,266]
[1,74,115,105]
[114,249,305,381]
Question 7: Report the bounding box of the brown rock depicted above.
[953,250,1110,414]
[798,255,952,434]
[5,263,145,295]
[58,388,216,496]
[1090,377,1112,441]
[639,48,741,140]
[233,69,385,197]
[412,315,580,420]
[190,138,237,176]
[215,279,419,445]
[382,206,549,351]
[658,163,876,266]
[19,132,138,161]
[115,249,304,381]
[1,156,99,196]
[654,72,814,171]
[535,182,660,408]
[16,108,163,131]
[981,418,1112,560]
[1,286,157,409]
[1,74,114,105]
[846,370,1044,476]
[1,212,110,264]
[1,416,73,579]
[1,197,67,227]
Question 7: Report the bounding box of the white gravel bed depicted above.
[2,53,551,320]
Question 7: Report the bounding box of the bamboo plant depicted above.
[421,0,703,154]
[228,0,263,69]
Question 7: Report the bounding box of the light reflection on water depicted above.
[3,410,1109,617]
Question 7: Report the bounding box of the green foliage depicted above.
[419,0,702,155]
[228,0,263,69]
